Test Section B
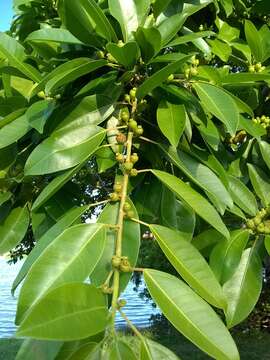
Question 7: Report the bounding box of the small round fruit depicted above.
[248,65,255,73]
[124,162,134,171]
[112,255,121,268]
[118,40,124,47]
[190,67,198,76]
[130,168,138,177]
[124,94,131,103]
[121,111,130,123]
[255,62,262,71]
[109,192,119,202]
[129,119,138,130]
[247,219,255,230]
[167,74,174,81]
[195,59,200,66]
[116,133,127,144]
[107,53,117,63]
[259,208,267,217]
[130,87,137,99]
[118,299,127,307]
[116,153,124,163]
[113,182,122,193]
[37,91,46,99]
[184,68,191,78]
[130,153,139,163]
[254,216,262,226]
[96,50,105,59]
[136,125,144,136]
[265,226,270,235]
[257,223,265,233]
[124,202,131,211]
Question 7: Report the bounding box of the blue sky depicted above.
[0,1,13,31]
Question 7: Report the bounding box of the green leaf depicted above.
[106,42,140,69]
[0,191,12,206]
[157,101,186,147]
[141,338,181,360]
[223,247,263,328]
[0,115,31,149]
[45,59,107,96]
[164,147,233,213]
[192,229,225,253]
[108,0,151,42]
[149,224,226,308]
[15,339,62,360]
[161,186,195,240]
[209,229,250,284]
[59,0,117,44]
[24,125,105,175]
[193,82,239,135]
[245,20,263,62]
[26,28,83,45]
[108,339,137,359]
[166,31,214,47]
[95,146,117,173]
[144,270,240,360]
[259,140,270,171]
[207,39,231,62]
[222,73,270,84]
[0,32,41,82]
[228,175,258,216]
[16,223,106,324]
[248,164,270,207]
[265,235,270,256]
[137,56,191,99]
[26,100,55,134]
[134,27,162,63]
[0,206,29,255]
[91,200,140,292]
[17,283,108,340]
[152,0,173,18]
[12,206,89,295]
[66,342,98,360]
[152,170,229,238]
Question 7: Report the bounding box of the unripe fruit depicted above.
[195,59,200,66]
[129,119,138,130]
[190,67,198,76]
[96,50,105,59]
[116,133,127,144]
[124,94,131,103]
[121,111,130,123]
[116,153,124,163]
[117,40,124,47]
[37,91,46,99]
[126,210,134,218]
[113,182,122,193]
[259,208,267,217]
[257,223,265,233]
[130,168,138,177]
[136,125,144,135]
[109,192,119,202]
[118,299,127,307]
[167,74,174,81]
[248,65,255,73]
[107,53,117,63]
[124,202,131,211]
[130,153,139,163]
[112,255,121,268]
[255,62,262,71]
[124,162,134,171]
[184,68,190,78]
[199,24,204,31]
[265,227,270,235]
[254,216,261,226]
[119,258,132,272]
[247,219,255,230]
[130,87,137,99]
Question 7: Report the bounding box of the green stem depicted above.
[118,309,145,341]
[130,218,150,227]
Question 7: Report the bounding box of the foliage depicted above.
[1,0,270,358]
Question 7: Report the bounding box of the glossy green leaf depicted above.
[245,20,263,62]
[157,101,186,147]
[95,146,117,173]
[152,170,229,238]
[0,32,41,82]
[152,0,172,18]
[223,247,263,328]
[91,200,140,293]
[210,229,250,284]
[164,147,233,213]
[108,0,150,42]
[26,28,83,45]
[106,42,140,69]
[149,224,226,308]
[161,186,195,240]
[45,59,107,95]
[0,115,31,149]
[59,0,117,44]
[228,175,258,216]
[259,140,270,171]
[167,31,214,47]
[0,206,29,255]
[16,223,106,324]
[24,125,105,175]
[141,338,181,360]
[0,191,12,206]
[135,27,162,63]
[137,56,190,99]
[26,100,55,134]
[193,82,239,135]
[222,73,270,84]
[248,163,270,206]
[192,229,225,253]
[144,270,240,360]
[15,339,62,360]
[108,339,138,360]
[12,206,88,295]
[17,283,108,340]
[265,235,270,255]
[67,342,97,360]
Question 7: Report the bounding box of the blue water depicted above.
[0,258,158,338]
